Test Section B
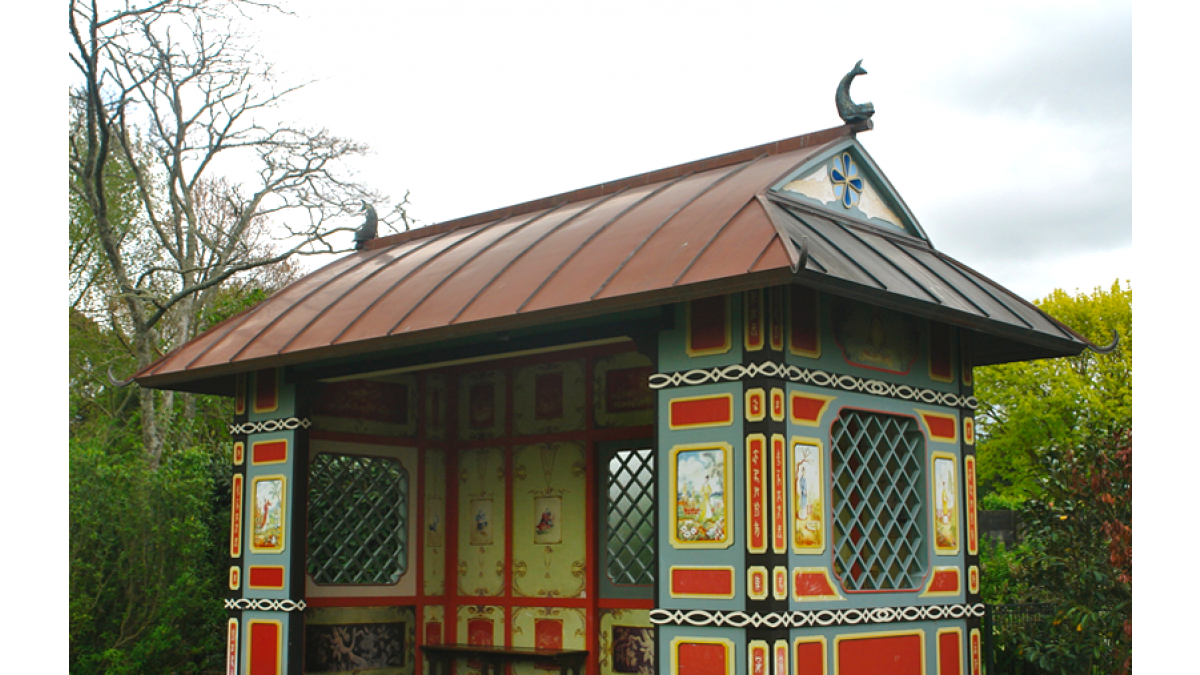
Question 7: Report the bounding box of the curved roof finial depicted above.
[836,59,876,124]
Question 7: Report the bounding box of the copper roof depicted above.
[135,122,1090,392]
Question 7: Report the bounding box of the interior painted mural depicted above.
[302,341,656,675]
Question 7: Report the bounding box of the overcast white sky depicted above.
[245,0,1133,302]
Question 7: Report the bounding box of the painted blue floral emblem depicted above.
[829,152,864,208]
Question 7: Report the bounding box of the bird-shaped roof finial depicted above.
[354,201,378,250]
[836,59,875,124]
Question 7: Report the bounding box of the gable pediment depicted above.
[773,139,927,241]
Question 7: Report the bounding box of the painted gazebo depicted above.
[135,96,1098,675]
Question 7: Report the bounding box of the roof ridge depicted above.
[366,121,870,251]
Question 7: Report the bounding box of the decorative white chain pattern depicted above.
[648,362,977,410]
[229,417,312,435]
[649,602,985,628]
[224,598,307,612]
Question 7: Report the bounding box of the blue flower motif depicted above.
[829,152,864,208]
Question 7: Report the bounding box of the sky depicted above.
[243,0,1133,303]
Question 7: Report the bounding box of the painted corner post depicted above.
[960,333,984,675]
[226,368,311,675]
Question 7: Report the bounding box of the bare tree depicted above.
[68,0,410,467]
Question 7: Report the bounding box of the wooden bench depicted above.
[421,644,588,675]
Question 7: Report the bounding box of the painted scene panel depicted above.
[673,445,730,546]
[793,442,823,551]
[934,455,960,553]
[252,477,286,552]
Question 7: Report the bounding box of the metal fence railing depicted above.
[985,602,1056,675]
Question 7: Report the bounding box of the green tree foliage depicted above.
[975,281,1132,498]
[70,441,229,674]
[975,281,1132,673]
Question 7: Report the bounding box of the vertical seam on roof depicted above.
[224,247,397,363]
[590,155,766,301]
[329,220,510,346]
[177,253,373,371]
[837,225,941,304]
[748,232,786,273]
[275,229,457,354]
[943,256,1036,330]
[896,243,990,318]
[515,176,690,314]
[444,202,574,325]
[671,199,758,286]
[379,201,576,333]
[782,206,886,289]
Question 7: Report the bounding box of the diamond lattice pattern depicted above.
[606,448,655,586]
[831,411,927,591]
[307,453,408,585]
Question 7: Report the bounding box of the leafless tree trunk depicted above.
[68,0,410,467]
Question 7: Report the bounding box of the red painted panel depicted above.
[671,568,734,596]
[771,436,786,552]
[929,569,959,593]
[254,369,277,412]
[837,635,922,675]
[249,622,280,675]
[748,438,767,552]
[769,287,785,351]
[939,632,962,675]
[230,475,243,558]
[750,643,769,675]
[424,621,442,646]
[468,619,493,647]
[251,440,288,464]
[535,619,564,669]
[791,395,826,423]
[795,640,824,674]
[924,415,957,440]
[930,322,953,381]
[670,396,732,428]
[790,286,819,355]
[677,642,728,675]
[248,566,285,589]
[794,571,836,598]
[689,296,728,352]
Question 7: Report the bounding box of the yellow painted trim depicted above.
[229,474,244,559]
[962,417,975,446]
[228,566,240,591]
[915,408,959,443]
[769,388,785,422]
[770,434,787,554]
[685,296,733,357]
[772,566,788,601]
[936,627,965,675]
[668,565,737,599]
[225,618,239,675]
[745,388,766,422]
[966,455,979,556]
[772,640,788,675]
[792,636,828,675]
[969,628,983,675]
[791,436,826,555]
[931,451,961,556]
[245,619,284,675]
[233,441,245,466]
[249,474,288,555]
[968,565,980,594]
[667,393,735,430]
[671,637,735,675]
[919,566,962,598]
[788,391,837,427]
[792,567,844,602]
[833,629,926,675]
[669,443,734,549]
[746,434,768,554]
[749,640,770,675]
[747,566,769,600]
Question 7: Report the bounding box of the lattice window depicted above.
[606,447,656,586]
[308,453,409,585]
[830,411,926,591]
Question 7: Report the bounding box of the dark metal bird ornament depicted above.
[354,201,378,250]
[836,60,875,124]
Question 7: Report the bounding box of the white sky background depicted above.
[245,0,1133,303]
